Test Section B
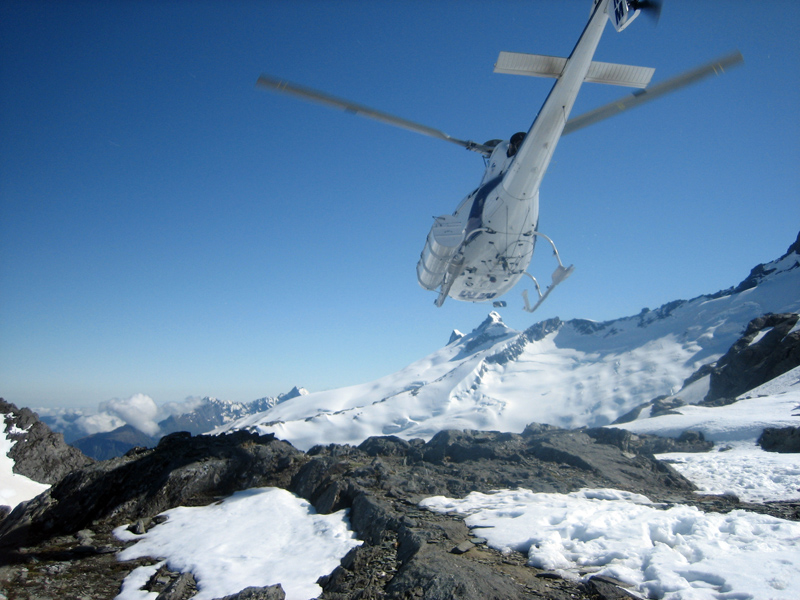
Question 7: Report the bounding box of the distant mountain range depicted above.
[157,387,308,436]
[53,387,308,460]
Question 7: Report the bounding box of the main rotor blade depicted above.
[256,74,493,156]
[563,51,744,135]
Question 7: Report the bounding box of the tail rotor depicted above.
[631,0,663,25]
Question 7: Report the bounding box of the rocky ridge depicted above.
[0,409,766,600]
[0,400,93,488]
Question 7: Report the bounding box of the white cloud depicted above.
[101,394,161,437]
[74,412,126,436]
[158,396,207,418]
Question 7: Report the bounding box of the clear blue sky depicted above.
[2,1,798,409]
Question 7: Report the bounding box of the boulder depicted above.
[758,427,800,453]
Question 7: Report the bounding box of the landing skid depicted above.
[521,232,574,313]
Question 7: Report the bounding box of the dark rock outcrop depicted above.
[1,420,794,600]
[614,311,800,426]
[217,585,286,600]
[0,429,303,550]
[758,426,800,453]
[731,230,800,294]
[703,313,800,405]
[586,427,713,455]
[1,399,93,485]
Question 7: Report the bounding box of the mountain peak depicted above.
[280,386,309,401]
[478,311,505,330]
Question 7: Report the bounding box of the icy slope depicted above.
[219,238,799,451]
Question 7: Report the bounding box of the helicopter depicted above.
[257,0,742,312]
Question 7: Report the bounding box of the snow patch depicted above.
[421,488,800,600]
[114,487,361,600]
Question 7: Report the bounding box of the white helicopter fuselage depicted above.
[442,143,539,303]
[417,0,625,307]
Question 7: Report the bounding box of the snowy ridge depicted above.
[422,487,800,599]
[218,237,800,451]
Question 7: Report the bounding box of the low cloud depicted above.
[39,395,213,440]
[100,394,161,437]
[160,396,207,418]
[75,412,126,436]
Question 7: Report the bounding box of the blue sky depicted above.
[1,1,798,409]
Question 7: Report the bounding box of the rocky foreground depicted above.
[2,400,798,600]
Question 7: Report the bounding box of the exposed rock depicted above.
[611,395,690,425]
[216,585,286,600]
[614,311,800,425]
[583,575,640,599]
[448,329,465,344]
[732,230,800,294]
[155,570,197,600]
[703,313,800,404]
[758,426,800,453]
[1,398,93,485]
[649,395,687,417]
[587,427,713,455]
[487,317,562,366]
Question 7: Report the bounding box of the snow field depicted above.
[659,442,800,503]
[114,487,361,600]
[421,488,800,600]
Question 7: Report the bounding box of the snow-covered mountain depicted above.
[217,233,800,451]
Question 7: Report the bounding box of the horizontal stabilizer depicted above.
[494,52,655,88]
